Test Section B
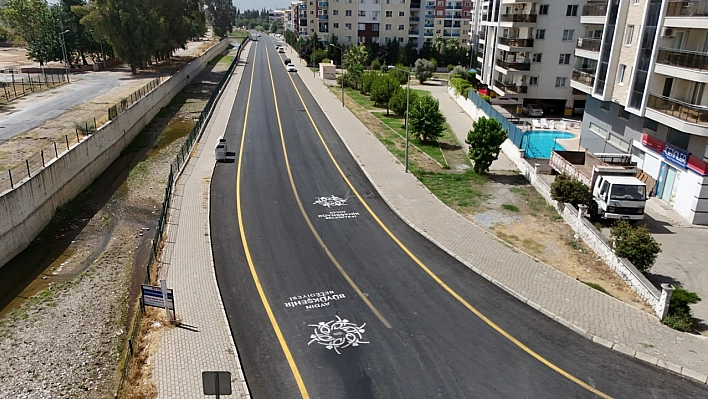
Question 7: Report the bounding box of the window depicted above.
[345,23,352,29]
[358,23,365,30]
[333,23,339,28]
[438,0,443,4]
[566,5,578,16]
[345,36,352,42]
[360,0,365,2]
[372,11,379,19]
[535,29,546,40]
[372,37,380,43]
[359,36,366,43]
[333,10,339,15]
[310,10,314,14]
[608,134,630,151]
[644,118,658,132]
[633,0,640,4]
[436,10,443,15]
[589,123,609,139]
[386,0,391,3]
[532,53,542,62]
[600,101,611,111]
[386,10,393,17]
[399,11,405,16]
[372,23,380,31]
[617,64,627,84]
[559,54,571,64]
[667,128,690,150]
[398,24,405,30]
[555,77,567,87]
[436,29,441,34]
[385,23,392,30]
[359,10,366,16]
[373,0,379,3]
[624,25,634,45]
[539,4,549,14]
[618,107,630,120]
[530,76,539,85]
[562,29,574,41]
[400,0,406,3]
[345,9,352,16]
[437,20,442,25]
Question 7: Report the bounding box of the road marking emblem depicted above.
[307,315,368,354]
[314,195,348,208]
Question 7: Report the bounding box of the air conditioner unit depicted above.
[661,27,675,38]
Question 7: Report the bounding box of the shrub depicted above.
[663,287,701,332]
[465,116,507,174]
[370,74,400,114]
[409,95,446,142]
[414,58,435,84]
[388,87,417,116]
[360,70,380,94]
[322,58,331,63]
[370,59,381,71]
[447,64,455,72]
[388,66,409,85]
[450,65,468,80]
[449,77,472,97]
[479,94,490,102]
[550,175,591,207]
[610,220,662,274]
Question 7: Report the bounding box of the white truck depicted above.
[549,150,647,222]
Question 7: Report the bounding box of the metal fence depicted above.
[0,71,68,103]
[108,77,163,120]
[467,88,524,148]
[115,36,250,395]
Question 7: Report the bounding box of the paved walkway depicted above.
[151,38,708,398]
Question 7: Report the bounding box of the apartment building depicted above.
[571,0,708,224]
[299,0,471,48]
[473,1,586,115]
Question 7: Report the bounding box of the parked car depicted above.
[278,47,286,53]
[286,64,297,72]
[522,104,544,117]
[284,58,292,65]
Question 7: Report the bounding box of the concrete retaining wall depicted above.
[454,90,672,318]
[0,39,230,268]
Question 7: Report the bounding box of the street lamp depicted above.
[393,66,411,173]
[59,29,70,83]
[329,43,344,107]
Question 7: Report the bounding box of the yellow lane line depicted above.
[265,47,392,329]
[234,41,310,399]
[280,58,614,399]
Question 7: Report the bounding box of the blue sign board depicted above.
[662,144,689,169]
[141,284,174,310]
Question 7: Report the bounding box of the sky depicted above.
[233,0,290,12]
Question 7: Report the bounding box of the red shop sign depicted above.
[641,133,665,154]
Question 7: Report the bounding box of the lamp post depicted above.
[329,43,344,107]
[59,28,70,83]
[394,66,411,173]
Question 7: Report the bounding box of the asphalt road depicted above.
[210,38,708,399]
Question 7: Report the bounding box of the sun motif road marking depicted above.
[313,195,348,208]
[307,315,368,354]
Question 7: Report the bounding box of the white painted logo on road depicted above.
[314,195,348,208]
[308,315,368,354]
[318,210,360,220]
[284,290,346,310]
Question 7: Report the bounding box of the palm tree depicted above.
[433,36,446,54]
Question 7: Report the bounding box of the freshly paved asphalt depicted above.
[209,38,708,398]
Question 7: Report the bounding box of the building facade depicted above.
[473,0,586,115]
[571,0,708,224]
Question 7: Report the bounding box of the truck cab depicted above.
[591,175,646,222]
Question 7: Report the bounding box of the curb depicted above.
[291,47,708,388]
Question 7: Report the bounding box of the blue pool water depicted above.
[521,130,574,159]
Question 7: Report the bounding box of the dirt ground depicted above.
[0,39,232,398]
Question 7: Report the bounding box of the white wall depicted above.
[0,39,230,269]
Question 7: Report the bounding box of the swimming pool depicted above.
[521,130,574,159]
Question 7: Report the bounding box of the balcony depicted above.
[498,37,534,47]
[496,60,531,71]
[318,15,328,20]
[494,80,528,94]
[576,38,602,52]
[426,4,435,8]
[572,69,596,87]
[425,23,434,27]
[666,0,708,17]
[647,94,708,126]
[499,13,538,23]
[581,3,608,16]
[410,16,420,21]
[318,1,329,6]
[409,29,420,35]
[443,31,461,37]
[478,31,486,40]
[656,48,708,71]
[424,31,434,37]
[299,13,307,18]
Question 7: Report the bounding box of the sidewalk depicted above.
[151,44,252,398]
[288,50,708,384]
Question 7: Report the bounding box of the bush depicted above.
[450,65,468,80]
[360,71,380,94]
[414,58,435,84]
[449,77,472,97]
[447,64,455,72]
[370,59,381,71]
[370,74,400,114]
[388,66,409,85]
[322,58,331,63]
[610,220,662,274]
[409,95,446,142]
[663,287,701,332]
[388,87,417,116]
[550,175,591,207]
[479,94,490,102]
[465,116,507,174]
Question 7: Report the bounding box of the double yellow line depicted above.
[234,39,614,399]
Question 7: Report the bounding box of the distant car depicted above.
[522,104,544,117]
[286,64,297,72]
[278,47,286,53]
[284,57,292,65]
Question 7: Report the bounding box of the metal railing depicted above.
[494,80,528,93]
[656,47,708,71]
[582,3,608,16]
[467,89,525,148]
[576,37,602,52]
[496,59,531,70]
[0,71,68,103]
[108,77,163,119]
[647,93,708,125]
[498,37,534,47]
[666,0,708,17]
[318,14,328,20]
[409,16,420,21]
[571,69,596,87]
[500,13,538,23]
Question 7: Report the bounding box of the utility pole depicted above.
[59,24,70,83]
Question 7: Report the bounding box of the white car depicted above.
[522,104,544,117]
[286,64,297,72]
[278,47,286,53]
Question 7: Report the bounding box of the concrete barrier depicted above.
[0,39,230,269]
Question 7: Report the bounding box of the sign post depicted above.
[202,371,232,398]
[160,279,171,322]
[141,283,175,319]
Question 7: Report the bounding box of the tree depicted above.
[414,58,435,84]
[550,175,592,207]
[610,220,662,274]
[388,86,417,116]
[2,0,63,65]
[465,116,508,174]
[409,95,446,142]
[369,74,399,114]
[344,43,368,69]
[398,41,417,66]
[345,62,364,90]
[370,58,381,71]
[360,70,379,94]
[206,0,236,38]
[387,64,409,85]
